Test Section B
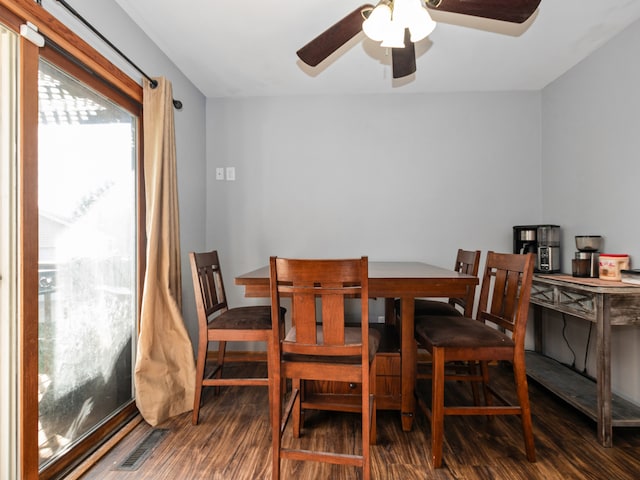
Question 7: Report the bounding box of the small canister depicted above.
[598,254,630,281]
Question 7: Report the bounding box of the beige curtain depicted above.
[134,77,196,426]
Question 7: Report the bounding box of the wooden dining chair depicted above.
[268,256,380,480]
[414,251,536,468]
[189,250,284,425]
[407,249,481,401]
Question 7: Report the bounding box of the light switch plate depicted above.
[215,167,224,180]
[226,167,236,181]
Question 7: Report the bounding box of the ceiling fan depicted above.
[296,0,542,79]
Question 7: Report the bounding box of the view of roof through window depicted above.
[38,70,132,126]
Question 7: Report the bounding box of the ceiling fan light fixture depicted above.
[363,0,435,46]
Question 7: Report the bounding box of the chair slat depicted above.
[321,291,345,345]
[292,290,316,344]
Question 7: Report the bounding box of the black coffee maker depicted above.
[513,224,561,273]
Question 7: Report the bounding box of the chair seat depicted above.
[210,306,284,330]
[415,315,515,349]
[394,298,463,319]
[284,326,381,362]
[414,299,463,317]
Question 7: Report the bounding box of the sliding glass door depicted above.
[37,58,139,469]
[1,2,146,477]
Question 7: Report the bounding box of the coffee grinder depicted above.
[574,235,602,278]
[536,225,561,273]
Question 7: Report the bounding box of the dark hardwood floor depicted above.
[78,362,640,479]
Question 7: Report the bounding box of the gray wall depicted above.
[541,19,640,403]
[206,92,542,315]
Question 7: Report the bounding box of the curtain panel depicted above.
[135,77,195,426]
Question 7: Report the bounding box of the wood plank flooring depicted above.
[78,362,640,479]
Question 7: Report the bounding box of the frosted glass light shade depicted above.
[362,5,392,42]
[409,7,436,42]
[380,21,405,48]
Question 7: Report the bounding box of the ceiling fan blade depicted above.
[426,0,541,24]
[392,30,416,79]
[296,4,374,67]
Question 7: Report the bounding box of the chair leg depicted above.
[467,361,481,406]
[358,356,376,480]
[270,366,282,480]
[268,336,282,480]
[513,357,536,462]
[362,363,372,480]
[215,340,227,393]
[369,356,377,446]
[431,347,446,468]
[292,378,302,438]
[480,360,492,406]
[192,339,207,425]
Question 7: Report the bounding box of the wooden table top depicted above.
[236,261,475,281]
[235,261,478,298]
[534,273,640,292]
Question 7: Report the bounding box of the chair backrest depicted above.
[450,249,481,314]
[454,249,481,276]
[475,251,535,348]
[189,250,229,330]
[269,257,369,361]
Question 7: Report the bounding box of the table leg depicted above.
[400,296,416,431]
[533,304,543,353]
[384,298,396,326]
[596,294,613,447]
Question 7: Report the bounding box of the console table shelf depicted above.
[526,351,640,425]
[528,274,640,447]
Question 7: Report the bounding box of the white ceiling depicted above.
[113,0,640,98]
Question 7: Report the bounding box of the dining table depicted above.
[235,261,479,431]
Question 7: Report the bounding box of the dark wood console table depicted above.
[527,274,640,447]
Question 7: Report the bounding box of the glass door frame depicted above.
[0,1,146,478]
[1,18,19,480]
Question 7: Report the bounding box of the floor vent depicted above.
[115,428,169,471]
